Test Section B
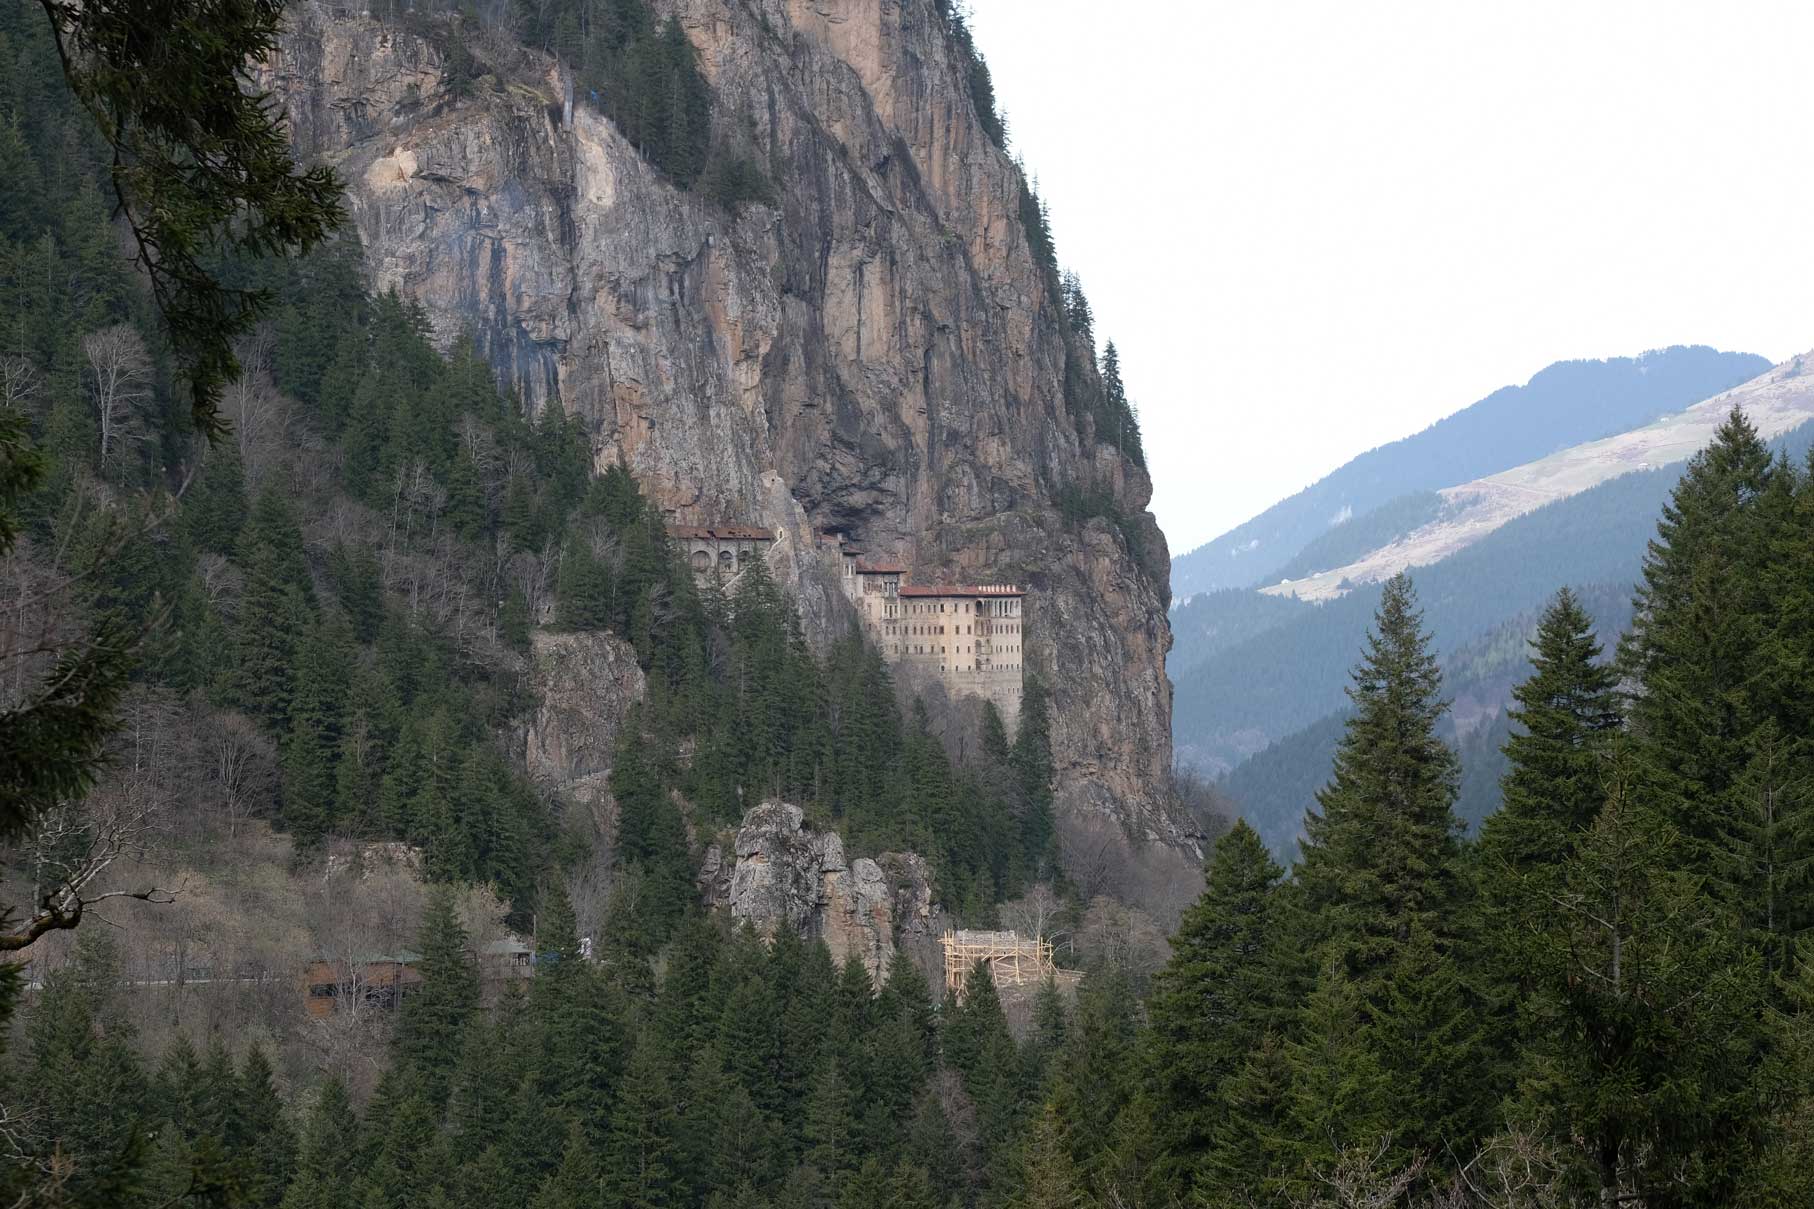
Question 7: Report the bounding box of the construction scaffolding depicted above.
[941,929,1057,997]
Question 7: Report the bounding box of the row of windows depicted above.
[881,622,1021,638]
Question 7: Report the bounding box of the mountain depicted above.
[268,1,1189,863]
[1169,346,1770,600]
[1180,360,1814,852]
[1264,353,1814,602]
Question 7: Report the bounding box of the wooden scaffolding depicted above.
[941,929,1056,997]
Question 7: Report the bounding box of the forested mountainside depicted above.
[1174,399,1814,780]
[1170,345,1767,598]
[0,1,1212,1204]
[261,0,1187,862]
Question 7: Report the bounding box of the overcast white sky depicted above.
[965,1,1814,555]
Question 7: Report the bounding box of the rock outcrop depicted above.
[702,800,943,982]
[525,630,647,800]
[266,0,1195,868]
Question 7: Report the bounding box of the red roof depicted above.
[855,561,905,574]
[899,584,1024,598]
[666,524,775,541]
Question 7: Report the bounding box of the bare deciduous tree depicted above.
[207,710,277,839]
[1289,1137,1428,1209]
[222,324,289,483]
[83,324,153,478]
[1074,895,1167,985]
[999,882,1066,947]
[1428,1129,1573,1209]
[1,354,41,411]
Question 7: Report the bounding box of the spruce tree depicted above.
[232,1046,296,1208]
[396,885,480,1105]
[1478,587,1622,875]
[1518,745,1769,1207]
[1010,1103,1088,1209]
[231,484,314,728]
[603,1039,678,1209]
[1141,819,1285,1197]
[1288,574,1483,1179]
[281,1078,362,1209]
[1296,573,1463,969]
[1621,407,1777,857]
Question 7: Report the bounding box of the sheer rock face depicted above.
[703,800,943,982]
[268,0,1195,864]
[525,630,647,798]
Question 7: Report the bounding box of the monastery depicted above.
[832,540,1025,728]
[666,522,1027,727]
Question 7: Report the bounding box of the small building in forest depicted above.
[301,952,423,1018]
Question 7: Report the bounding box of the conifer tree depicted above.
[181,440,247,556]
[1141,820,1285,1197]
[1011,1103,1088,1209]
[603,1039,679,1209]
[397,885,479,1105]
[231,484,314,727]
[610,705,693,947]
[1202,1031,1295,1207]
[1621,407,1777,856]
[228,1046,297,1207]
[1296,574,1463,968]
[1478,587,1622,876]
[1288,574,1483,1180]
[534,1120,603,1209]
[801,1059,857,1189]
[1518,745,1769,1207]
[280,1078,362,1209]
[1045,968,1138,1182]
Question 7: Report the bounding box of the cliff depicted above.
[264,0,1195,868]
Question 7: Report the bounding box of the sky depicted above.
[965,0,1814,556]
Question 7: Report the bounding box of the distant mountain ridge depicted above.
[1264,351,1814,602]
[1171,346,1771,599]
[1171,352,1814,860]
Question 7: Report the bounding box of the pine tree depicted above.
[181,440,248,556]
[533,1120,603,1209]
[1518,745,1770,1208]
[1621,407,1777,858]
[231,484,314,727]
[396,884,479,1105]
[1288,574,1484,1179]
[603,1039,678,1209]
[1478,587,1622,876]
[280,1078,362,1209]
[1011,677,1056,866]
[801,1059,856,1189]
[233,1046,297,1207]
[555,529,614,630]
[1011,1103,1089,1209]
[610,706,693,948]
[1045,968,1138,1182]
[1296,574,1463,971]
[20,931,153,1205]
[282,609,355,843]
[1202,1031,1295,1207]
[1141,820,1285,1197]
